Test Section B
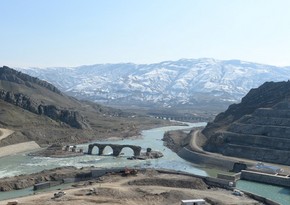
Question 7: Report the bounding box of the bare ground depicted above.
[0,128,14,141]
[0,128,41,158]
[0,170,263,205]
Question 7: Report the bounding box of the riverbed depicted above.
[0,122,289,204]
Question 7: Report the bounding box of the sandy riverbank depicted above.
[0,128,14,141]
[0,169,262,205]
[0,141,40,158]
[0,128,41,158]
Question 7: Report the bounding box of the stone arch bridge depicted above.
[87,143,141,156]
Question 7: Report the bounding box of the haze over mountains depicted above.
[16,58,290,111]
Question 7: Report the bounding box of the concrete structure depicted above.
[33,182,51,190]
[241,170,290,188]
[178,146,255,171]
[181,199,206,205]
[87,143,141,156]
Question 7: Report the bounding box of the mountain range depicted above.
[15,58,290,111]
[0,66,167,146]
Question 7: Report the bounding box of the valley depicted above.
[0,66,174,147]
[2,1,290,204]
[1,65,290,204]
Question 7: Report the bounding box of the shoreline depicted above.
[0,141,41,158]
[0,119,185,158]
[0,123,282,205]
[163,129,290,173]
[0,167,267,205]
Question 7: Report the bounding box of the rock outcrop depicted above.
[202,81,290,165]
[0,89,89,129]
[0,66,91,129]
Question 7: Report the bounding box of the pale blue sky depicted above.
[1,0,290,67]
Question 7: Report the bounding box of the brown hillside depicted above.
[0,66,169,147]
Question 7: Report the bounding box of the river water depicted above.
[0,122,289,204]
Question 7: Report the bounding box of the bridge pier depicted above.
[133,147,141,156]
[98,145,106,155]
[112,147,122,156]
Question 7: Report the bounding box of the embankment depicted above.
[241,170,290,188]
[178,146,254,171]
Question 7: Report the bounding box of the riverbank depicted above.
[0,168,262,205]
[163,128,290,173]
[0,128,39,158]
[0,119,183,159]
[0,141,40,158]
[0,122,285,204]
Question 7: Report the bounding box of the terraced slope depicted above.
[202,81,290,165]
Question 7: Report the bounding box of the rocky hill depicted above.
[202,81,290,165]
[16,58,290,111]
[0,66,167,147]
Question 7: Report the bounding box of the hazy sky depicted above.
[1,0,290,67]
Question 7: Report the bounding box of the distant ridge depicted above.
[16,58,290,110]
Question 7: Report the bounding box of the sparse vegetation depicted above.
[0,67,174,147]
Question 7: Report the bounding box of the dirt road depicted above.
[0,171,262,205]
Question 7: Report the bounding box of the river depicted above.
[0,122,289,204]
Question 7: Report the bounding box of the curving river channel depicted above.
[0,122,289,204]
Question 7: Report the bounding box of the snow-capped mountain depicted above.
[15,58,290,109]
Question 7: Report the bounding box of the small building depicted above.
[181,199,206,205]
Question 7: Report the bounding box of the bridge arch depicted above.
[119,147,135,156]
[102,145,114,155]
[87,143,141,156]
[91,146,99,155]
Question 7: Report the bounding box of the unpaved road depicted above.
[0,171,262,205]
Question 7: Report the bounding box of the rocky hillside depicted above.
[0,66,168,146]
[0,66,90,129]
[202,81,290,165]
[16,59,290,110]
